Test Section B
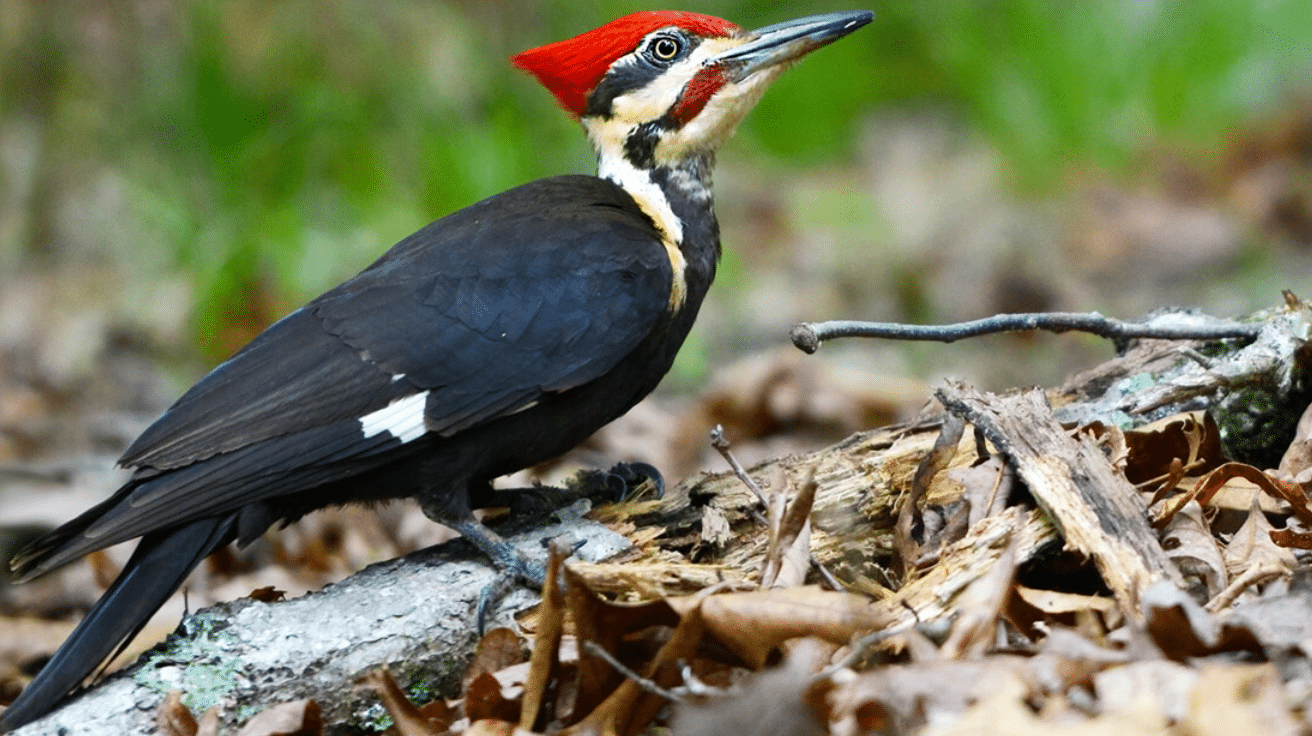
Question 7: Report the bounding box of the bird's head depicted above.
[513,10,872,175]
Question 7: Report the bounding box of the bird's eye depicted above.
[648,35,682,63]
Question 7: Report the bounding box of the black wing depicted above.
[124,174,670,467]
[23,176,671,574]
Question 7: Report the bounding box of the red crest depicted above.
[512,11,740,118]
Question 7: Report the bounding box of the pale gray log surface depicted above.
[8,517,630,736]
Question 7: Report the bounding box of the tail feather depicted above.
[1,514,238,732]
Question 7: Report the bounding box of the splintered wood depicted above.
[577,394,1067,630]
[24,303,1312,733]
[936,384,1183,620]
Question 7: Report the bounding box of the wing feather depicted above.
[85,176,670,557]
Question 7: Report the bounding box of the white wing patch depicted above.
[359,391,429,444]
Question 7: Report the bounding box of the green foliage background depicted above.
[1,0,1310,362]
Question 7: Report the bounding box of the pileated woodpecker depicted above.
[0,9,871,730]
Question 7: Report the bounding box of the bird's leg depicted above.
[421,464,661,630]
[415,470,553,631]
[446,516,546,588]
[415,478,547,587]
[419,496,548,632]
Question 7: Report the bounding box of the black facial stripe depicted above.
[583,30,704,119]
[623,120,664,169]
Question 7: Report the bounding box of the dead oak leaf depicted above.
[761,465,817,589]
[1155,462,1312,529]
[1121,411,1225,489]
[668,586,892,669]
[1274,401,1312,491]
[1222,496,1295,578]
[1161,501,1227,600]
[1182,664,1301,736]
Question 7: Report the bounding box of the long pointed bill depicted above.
[712,10,874,81]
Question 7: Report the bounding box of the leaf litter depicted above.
[7,306,1312,734]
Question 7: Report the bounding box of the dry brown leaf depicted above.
[1156,462,1312,528]
[520,543,567,730]
[466,671,521,725]
[465,629,527,695]
[157,690,198,736]
[671,639,829,736]
[1093,660,1197,724]
[1146,457,1188,507]
[956,454,1013,526]
[1267,528,1312,548]
[361,667,445,736]
[1015,586,1116,616]
[939,541,1017,660]
[1142,581,1263,658]
[1083,420,1130,471]
[569,592,709,736]
[761,464,817,589]
[565,566,680,719]
[925,669,1170,735]
[1183,664,1300,736]
[1122,411,1224,488]
[1222,496,1295,578]
[463,720,525,736]
[417,700,457,735]
[1029,626,1131,693]
[246,586,287,603]
[233,699,322,736]
[1207,496,1296,611]
[895,413,966,576]
[668,586,891,669]
[1161,500,1227,599]
[1176,474,1285,514]
[1274,401,1312,490]
[829,658,1036,734]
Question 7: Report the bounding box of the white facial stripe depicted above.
[585,122,688,312]
[589,126,685,244]
[579,33,758,315]
[360,391,429,444]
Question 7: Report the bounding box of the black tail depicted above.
[1,515,238,732]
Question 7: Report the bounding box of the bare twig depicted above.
[791,311,1259,354]
[813,625,912,681]
[581,640,684,702]
[709,424,769,506]
[709,427,842,590]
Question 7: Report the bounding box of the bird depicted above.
[0,9,872,731]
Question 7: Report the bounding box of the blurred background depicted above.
[1,0,1312,622]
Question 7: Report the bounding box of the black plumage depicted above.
[2,9,871,730]
[1,176,706,730]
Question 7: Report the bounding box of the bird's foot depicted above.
[489,461,665,524]
[449,517,550,631]
[450,518,545,584]
[474,550,545,631]
[594,460,665,502]
[472,535,589,631]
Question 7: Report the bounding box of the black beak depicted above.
[710,10,874,81]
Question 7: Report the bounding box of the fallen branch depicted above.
[791,310,1260,354]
